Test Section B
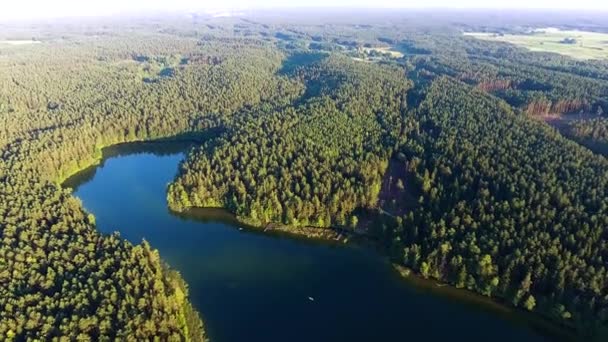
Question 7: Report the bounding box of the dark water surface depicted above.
[63,142,560,342]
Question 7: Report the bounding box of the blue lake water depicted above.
[63,142,560,342]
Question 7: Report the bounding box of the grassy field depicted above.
[346,45,404,63]
[464,28,608,60]
[362,46,404,58]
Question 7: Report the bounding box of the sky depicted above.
[2,0,607,20]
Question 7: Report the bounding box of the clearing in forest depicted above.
[361,46,404,58]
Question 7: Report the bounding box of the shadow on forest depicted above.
[278,51,327,76]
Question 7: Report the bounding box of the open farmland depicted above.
[465,28,608,60]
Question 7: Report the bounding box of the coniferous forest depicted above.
[1,10,608,341]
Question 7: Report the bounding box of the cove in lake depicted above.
[63,141,568,342]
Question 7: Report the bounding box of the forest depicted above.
[1,10,608,341]
[168,54,410,228]
[392,77,608,336]
[0,19,295,340]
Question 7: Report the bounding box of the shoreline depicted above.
[59,131,212,186]
[176,204,582,342]
[58,134,212,341]
[61,137,582,342]
[175,204,581,342]
[392,265,579,342]
[174,206,352,243]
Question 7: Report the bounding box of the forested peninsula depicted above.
[1,11,608,341]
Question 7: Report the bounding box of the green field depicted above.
[362,46,404,58]
[465,28,608,60]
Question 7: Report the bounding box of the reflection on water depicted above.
[63,141,570,342]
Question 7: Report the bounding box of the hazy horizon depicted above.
[2,0,608,21]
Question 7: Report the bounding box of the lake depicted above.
[63,141,562,342]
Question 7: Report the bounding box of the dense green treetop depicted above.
[168,54,411,227]
[389,77,608,337]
